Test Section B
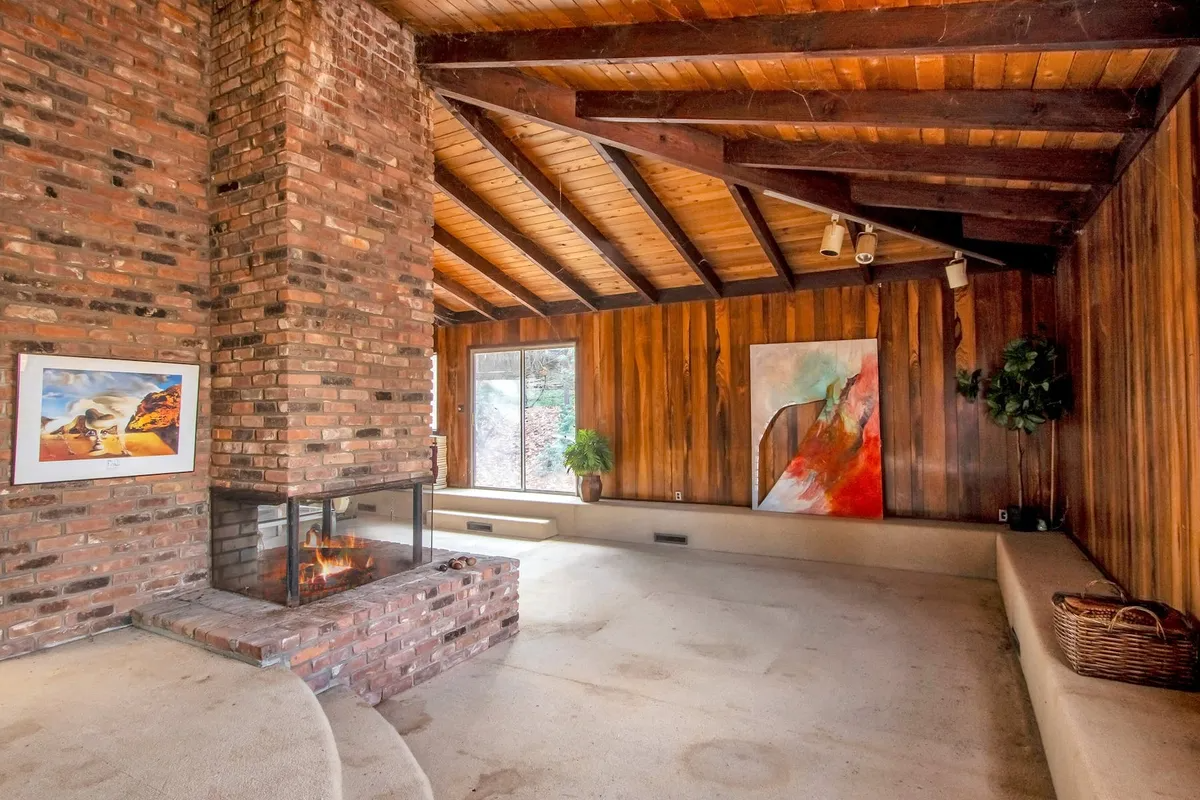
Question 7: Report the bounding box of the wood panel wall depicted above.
[437,271,1055,522]
[1054,82,1200,619]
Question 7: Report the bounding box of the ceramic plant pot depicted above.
[579,474,602,503]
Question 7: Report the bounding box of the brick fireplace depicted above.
[0,0,518,695]
[138,0,520,701]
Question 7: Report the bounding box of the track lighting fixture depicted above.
[854,224,877,266]
[820,214,845,257]
[946,251,969,289]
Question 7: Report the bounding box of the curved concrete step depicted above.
[0,628,341,800]
[319,687,434,800]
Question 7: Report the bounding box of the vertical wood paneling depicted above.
[1056,81,1200,619]
[689,302,712,504]
[437,273,1054,521]
[919,280,947,516]
[712,301,733,504]
[879,282,912,515]
[954,281,980,518]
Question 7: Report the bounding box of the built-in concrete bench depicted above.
[997,532,1200,800]
[429,508,558,540]
[432,488,998,578]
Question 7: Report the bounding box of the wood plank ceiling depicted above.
[369,0,1200,324]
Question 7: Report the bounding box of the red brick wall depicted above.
[0,0,212,659]
[208,0,302,493]
[209,0,436,498]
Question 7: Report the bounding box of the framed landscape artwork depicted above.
[13,355,200,485]
[750,340,883,519]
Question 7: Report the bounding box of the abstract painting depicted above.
[750,340,883,518]
[14,355,199,485]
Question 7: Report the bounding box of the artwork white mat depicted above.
[14,354,199,485]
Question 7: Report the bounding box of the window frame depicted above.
[468,340,580,494]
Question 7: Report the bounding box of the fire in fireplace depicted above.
[301,531,372,591]
[211,481,433,606]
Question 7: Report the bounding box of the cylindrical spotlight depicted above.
[854,224,877,265]
[820,214,845,257]
[945,251,969,289]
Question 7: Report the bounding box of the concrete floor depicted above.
[0,629,339,800]
[379,533,1055,800]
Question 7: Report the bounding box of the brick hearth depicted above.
[133,554,518,704]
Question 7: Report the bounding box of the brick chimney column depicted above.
[208,0,435,498]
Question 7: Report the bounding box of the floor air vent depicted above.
[467,521,494,533]
[653,533,689,546]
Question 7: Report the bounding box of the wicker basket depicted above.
[1052,580,1198,690]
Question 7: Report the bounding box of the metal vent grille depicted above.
[653,532,689,546]
[467,521,494,533]
[357,503,377,513]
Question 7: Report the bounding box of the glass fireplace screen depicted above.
[212,485,434,606]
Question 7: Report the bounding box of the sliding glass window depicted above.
[472,344,576,493]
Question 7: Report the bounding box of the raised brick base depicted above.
[132,554,518,704]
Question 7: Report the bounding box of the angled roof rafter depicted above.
[728,184,793,291]
[595,144,722,297]
[435,164,602,311]
[433,224,550,317]
[440,98,659,304]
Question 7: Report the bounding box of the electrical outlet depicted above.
[998,508,1009,523]
[674,491,683,501]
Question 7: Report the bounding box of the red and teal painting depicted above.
[751,340,883,519]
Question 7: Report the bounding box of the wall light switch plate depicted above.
[998,508,1009,523]
[674,491,682,501]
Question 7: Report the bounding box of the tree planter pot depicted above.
[579,475,602,503]
[1007,504,1040,532]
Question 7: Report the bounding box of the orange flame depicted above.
[300,534,373,587]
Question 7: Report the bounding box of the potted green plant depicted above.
[957,334,1070,531]
[563,429,614,503]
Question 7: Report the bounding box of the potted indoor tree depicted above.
[957,334,1070,531]
[563,429,614,503]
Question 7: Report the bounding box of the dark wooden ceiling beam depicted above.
[596,144,722,297]
[851,181,1087,223]
[432,302,458,326]
[418,0,1200,68]
[1075,47,1200,230]
[725,138,1116,185]
[433,270,499,320]
[432,224,549,317]
[576,89,1157,134]
[425,69,1057,270]
[434,164,601,311]
[960,216,1070,247]
[728,184,793,289]
[448,256,1006,324]
[441,98,659,304]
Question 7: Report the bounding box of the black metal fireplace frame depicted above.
[211,476,432,607]
[280,485,426,606]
